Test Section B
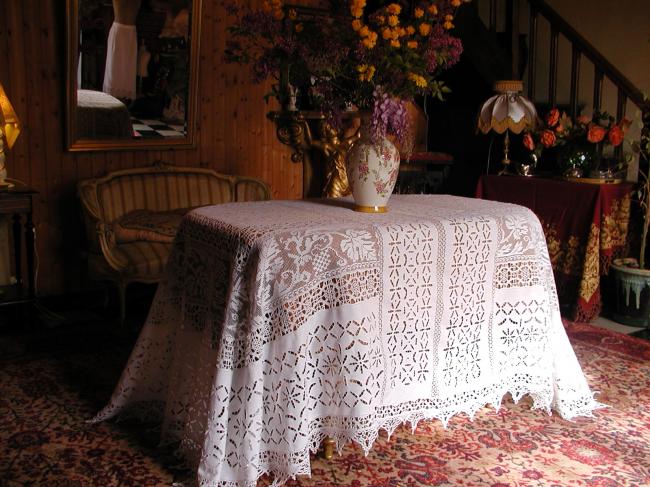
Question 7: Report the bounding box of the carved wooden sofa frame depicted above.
[77,162,271,323]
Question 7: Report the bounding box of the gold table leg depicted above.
[322,436,336,460]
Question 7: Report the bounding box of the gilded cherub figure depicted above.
[304,118,360,198]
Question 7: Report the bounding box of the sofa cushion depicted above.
[114,208,188,244]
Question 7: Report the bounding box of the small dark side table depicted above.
[0,184,37,307]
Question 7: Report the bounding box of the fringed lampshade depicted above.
[477,80,537,174]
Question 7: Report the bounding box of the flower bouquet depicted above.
[224,0,468,144]
[225,0,469,211]
[522,107,631,177]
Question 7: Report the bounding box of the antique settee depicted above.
[78,162,271,322]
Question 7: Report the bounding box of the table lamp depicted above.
[477,80,537,175]
[0,82,21,190]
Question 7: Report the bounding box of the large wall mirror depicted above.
[65,0,202,151]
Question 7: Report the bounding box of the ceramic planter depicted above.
[610,258,650,327]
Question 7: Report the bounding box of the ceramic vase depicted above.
[345,114,400,213]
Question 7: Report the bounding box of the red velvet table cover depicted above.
[476,175,633,322]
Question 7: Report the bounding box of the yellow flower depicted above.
[428,4,438,15]
[443,20,454,29]
[408,72,427,87]
[398,27,406,37]
[414,7,424,18]
[273,8,284,20]
[270,0,282,8]
[418,23,431,35]
[295,23,303,32]
[287,8,297,20]
[382,28,392,40]
[451,0,461,6]
[350,0,365,18]
[390,39,400,48]
[375,15,385,25]
[362,35,377,49]
[388,14,399,27]
[359,25,370,37]
[262,0,271,12]
[386,3,402,14]
[407,40,418,49]
[352,19,363,31]
[445,14,454,20]
[406,25,416,35]
[357,64,376,81]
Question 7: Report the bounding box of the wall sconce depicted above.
[0,82,21,189]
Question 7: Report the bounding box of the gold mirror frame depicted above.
[65,0,202,151]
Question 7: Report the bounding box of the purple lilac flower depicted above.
[371,88,409,145]
[426,24,463,73]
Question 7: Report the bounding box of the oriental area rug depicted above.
[1,319,649,486]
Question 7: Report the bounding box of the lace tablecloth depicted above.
[94,195,602,487]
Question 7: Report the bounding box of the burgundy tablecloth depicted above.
[476,175,633,322]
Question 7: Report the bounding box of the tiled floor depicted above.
[591,315,646,335]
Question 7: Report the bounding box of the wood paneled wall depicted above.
[0,0,303,296]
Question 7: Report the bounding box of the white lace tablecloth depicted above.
[94,195,602,487]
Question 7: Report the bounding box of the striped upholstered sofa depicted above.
[78,161,271,323]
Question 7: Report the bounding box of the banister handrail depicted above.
[527,0,649,113]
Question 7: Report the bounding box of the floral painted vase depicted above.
[345,115,400,213]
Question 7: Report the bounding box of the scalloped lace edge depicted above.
[187,385,606,487]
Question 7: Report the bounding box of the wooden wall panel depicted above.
[0,0,303,296]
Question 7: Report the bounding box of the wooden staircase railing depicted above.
[478,0,649,162]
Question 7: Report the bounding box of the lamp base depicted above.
[498,156,513,176]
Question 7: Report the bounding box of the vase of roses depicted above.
[224,0,468,211]
[522,108,630,178]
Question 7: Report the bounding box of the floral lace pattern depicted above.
[93,195,602,487]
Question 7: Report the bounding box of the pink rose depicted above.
[587,124,606,143]
[619,117,632,133]
[540,129,556,148]
[577,114,592,125]
[608,125,624,147]
[545,108,560,127]
[522,133,535,151]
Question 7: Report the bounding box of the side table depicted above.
[476,174,633,322]
[0,184,37,307]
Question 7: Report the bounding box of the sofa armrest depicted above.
[235,177,272,202]
[96,222,128,272]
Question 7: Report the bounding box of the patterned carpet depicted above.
[1,320,649,486]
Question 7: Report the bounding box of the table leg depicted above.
[12,213,22,286]
[322,436,336,460]
[25,214,35,299]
